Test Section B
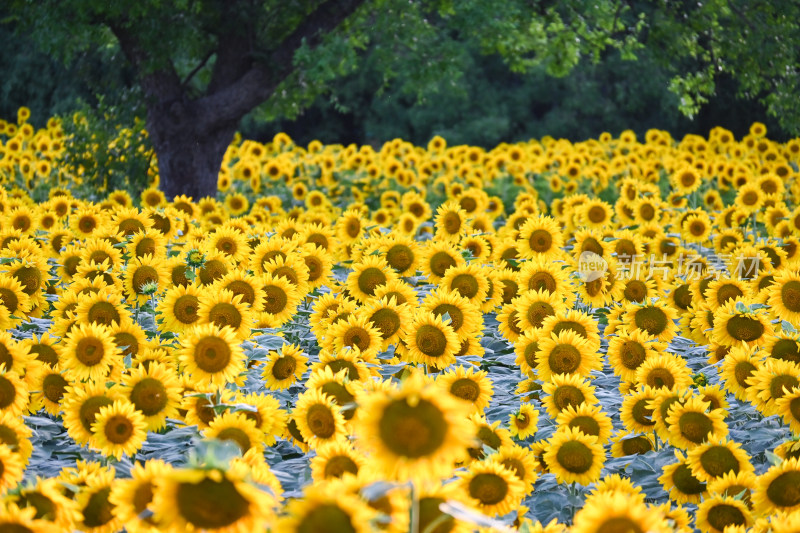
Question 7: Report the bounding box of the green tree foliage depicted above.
[4,0,799,198]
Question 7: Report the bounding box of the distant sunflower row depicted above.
[0,110,799,532]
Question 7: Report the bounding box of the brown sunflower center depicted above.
[552,385,585,412]
[568,415,600,437]
[224,280,255,306]
[176,477,250,529]
[527,301,555,329]
[645,368,675,389]
[297,503,356,533]
[673,463,706,495]
[43,373,68,404]
[621,436,653,455]
[104,415,134,444]
[82,487,114,528]
[263,285,288,315]
[771,339,800,364]
[620,341,646,370]
[378,398,446,458]
[216,427,252,453]
[0,288,19,314]
[734,361,757,388]
[781,280,800,312]
[386,245,413,272]
[429,252,456,278]
[716,284,744,307]
[198,259,228,286]
[306,404,336,439]
[343,326,371,352]
[631,398,655,427]
[416,325,448,357]
[528,229,553,253]
[449,378,481,402]
[469,473,508,506]
[726,315,765,342]
[442,212,462,234]
[623,280,647,303]
[707,504,746,531]
[193,336,232,374]
[766,471,800,507]
[113,332,139,358]
[76,337,105,367]
[79,396,114,432]
[634,307,669,336]
[370,308,401,340]
[699,446,740,478]
[207,302,242,330]
[174,295,200,324]
[271,356,296,380]
[770,375,800,400]
[678,411,714,444]
[130,378,168,416]
[555,441,593,473]
[597,518,644,533]
[449,274,479,299]
[324,456,359,479]
[432,304,464,332]
[548,344,582,375]
[587,206,607,224]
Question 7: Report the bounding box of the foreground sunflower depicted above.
[154,463,278,533]
[753,457,800,515]
[695,494,753,533]
[275,481,376,533]
[712,299,774,348]
[353,373,473,481]
[109,459,172,533]
[90,399,148,459]
[456,460,526,517]
[571,491,672,533]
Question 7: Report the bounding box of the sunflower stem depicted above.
[653,429,659,451]
[409,481,420,533]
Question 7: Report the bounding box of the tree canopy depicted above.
[5,0,799,198]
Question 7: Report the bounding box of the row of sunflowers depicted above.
[0,109,799,532]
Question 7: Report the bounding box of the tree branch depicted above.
[182,50,215,89]
[195,0,367,129]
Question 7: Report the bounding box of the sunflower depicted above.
[572,492,671,533]
[262,253,311,297]
[178,323,246,387]
[309,439,367,482]
[514,328,542,376]
[508,403,539,440]
[768,269,800,322]
[325,314,382,363]
[620,385,659,434]
[456,460,526,517]
[121,362,181,431]
[707,470,757,508]
[157,283,202,333]
[109,458,172,533]
[751,457,800,516]
[666,396,729,450]
[0,444,24,492]
[122,254,168,305]
[60,322,119,383]
[776,388,800,435]
[11,477,80,530]
[197,289,255,340]
[436,365,494,414]
[659,451,708,505]
[735,183,765,214]
[622,300,678,343]
[0,273,31,329]
[204,411,265,455]
[262,344,308,390]
[513,288,569,331]
[609,432,654,457]
[607,328,663,382]
[420,240,465,283]
[305,366,359,422]
[360,296,411,349]
[374,278,420,308]
[686,438,754,485]
[649,387,693,442]
[89,399,147,459]
[180,387,234,430]
[353,373,472,481]
[205,224,250,263]
[578,199,614,229]
[763,329,800,365]
[249,237,297,276]
[556,403,613,446]
[466,413,514,461]
[401,311,460,370]
[516,215,564,261]
[746,358,800,416]
[681,212,714,244]
[544,427,605,486]
[422,288,483,342]
[635,353,693,391]
[541,373,599,419]
[712,299,774,348]
[61,382,123,445]
[492,444,539,495]
[154,464,278,533]
[275,482,375,533]
[535,329,602,381]
[297,243,334,289]
[73,290,129,329]
[259,273,302,328]
[232,392,287,442]
[293,388,348,449]
[719,344,764,401]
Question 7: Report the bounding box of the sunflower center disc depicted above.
[469,473,508,506]
[176,478,250,529]
[378,398,446,458]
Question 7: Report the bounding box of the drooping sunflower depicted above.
[436,365,494,415]
[556,403,613,446]
[353,373,472,482]
[90,399,148,460]
[309,439,367,482]
[535,329,602,381]
[753,457,800,515]
[686,438,754,484]
[544,427,606,486]
[178,323,246,387]
[157,283,202,333]
[262,344,308,390]
[665,396,729,450]
[293,388,348,449]
[153,464,278,533]
[401,311,460,370]
[121,362,181,431]
[746,358,800,417]
[659,451,708,505]
[541,373,599,419]
[456,460,526,517]
[517,215,564,260]
[572,492,671,533]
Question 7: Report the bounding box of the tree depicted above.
[5,1,799,199]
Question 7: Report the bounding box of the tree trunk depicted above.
[148,106,239,201]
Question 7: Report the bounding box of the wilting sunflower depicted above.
[436,365,494,414]
[293,388,347,449]
[712,299,774,348]
[635,353,693,391]
[154,464,278,533]
[719,345,764,401]
[309,439,367,482]
[402,311,460,370]
[109,458,172,533]
[275,481,375,533]
[262,344,308,390]
[178,323,246,387]
[753,457,800,515]
[746,358,800,416]
[535,329,602,381]
[353,373,472,481]
[544,427,606,486]
[541,373,599,419]
[157,284,202,334]
[329,314,384,363]
[517,215,564,260]
[572,492,671,533]
[259,273,302,328]
[686,438,754,484]
[556,403,613,446]
[623,300,678,343]
[121,362,181,431]
[665,396,729,450]
[607,328,663,382]
[508,403,539,440]
[659,451,708,505]
[197,289,255,340]
[457,460,526,517]
[90,399,148,459]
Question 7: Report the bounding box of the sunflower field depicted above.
[0,107,800,533]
